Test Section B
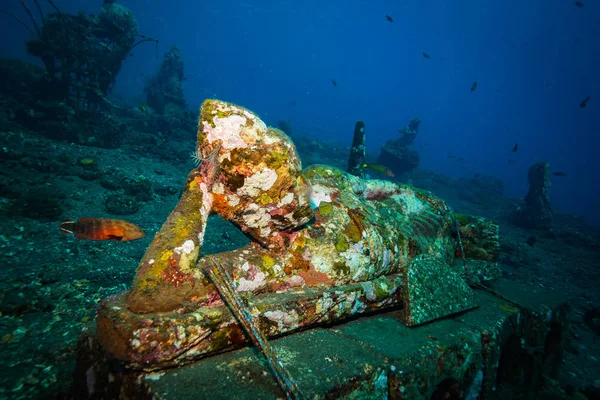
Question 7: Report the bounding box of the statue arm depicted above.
[126,169,213,313]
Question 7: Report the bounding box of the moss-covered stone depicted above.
[335,235,349,252]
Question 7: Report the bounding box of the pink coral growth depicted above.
[203,115,248,149]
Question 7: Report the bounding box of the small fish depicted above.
[200,144,222,189]
[499,303,520,313]
[362,163,394,177]
[422,52,431,59]
[575,0,584,7]
[470,81,478,92]
[552,171,567,177]
[331,79,337,87]
[385,15,393,23]
[447,155,457,159]
[141,103,148,113]
[190,147,203,166]
[580,96,591,108]
[60,218,145,241]
[511,143,519,153]
[79,157,95,165]
[508,159,513,164]
[526,235,537,247]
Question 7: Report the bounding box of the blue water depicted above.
[2,0,598,224]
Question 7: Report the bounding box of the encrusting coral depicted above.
[95,99,501,370]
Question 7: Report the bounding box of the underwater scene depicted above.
[0,0,599,399]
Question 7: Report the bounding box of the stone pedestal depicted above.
[72,279,568,399]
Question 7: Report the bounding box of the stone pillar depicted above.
[347,121,366,178]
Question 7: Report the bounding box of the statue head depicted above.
[196,100,313,248]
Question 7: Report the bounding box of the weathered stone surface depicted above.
[96,274,404,370]
[346,121,366,178]
[401,254,479,326]
[73,279,568,399]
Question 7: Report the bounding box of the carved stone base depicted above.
[73,279,568,399]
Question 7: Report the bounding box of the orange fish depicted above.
[59,218,145,241]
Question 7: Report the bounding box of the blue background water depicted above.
[1,0,598,224]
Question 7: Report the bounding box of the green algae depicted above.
[335,234,349,252]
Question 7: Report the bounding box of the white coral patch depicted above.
[263,310,299,330]
[242,110,267,135]
[238,168,278,197]
[277,192,294,207]
[344,291,366,314]
[173,238,200,272]
[310,244,338,275]
[316,294,334,315]
[144,373,164,381]
[203,115,248,149]
[242,203,272,230]
[227,194,240,207]
[212,182,225,194]
[391,189,425,215]
[309,184,333,209]
[174,239,195,255]
[237,272,266,292]
[272,264,282,274]
[363,180,399,200]
[360,281,377,301]
[286,275,305,287]
[340,243,370,281]
[181,240,195,254]
[259,226,272,238]
[199,182,213,217]
[197,183,212,246]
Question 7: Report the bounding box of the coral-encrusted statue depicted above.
[145,45,186,114]
[96,100,500,370]
[512,160,554,230]
[378,117,421,176]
